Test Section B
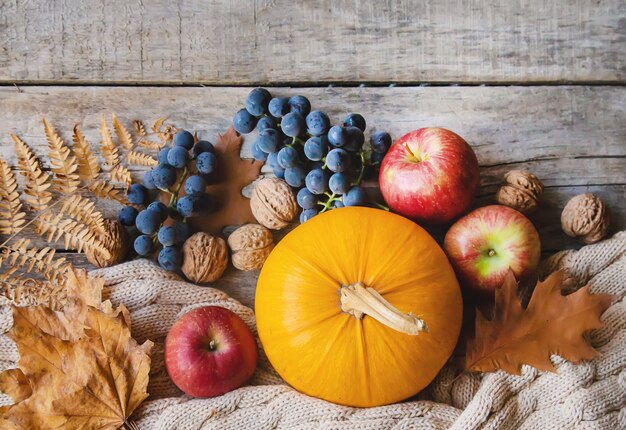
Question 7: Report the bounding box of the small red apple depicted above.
[379,127,480,224]
[443,205,541,296]
[165,306,258,398]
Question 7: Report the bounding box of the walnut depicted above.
[85,219,129,268]
[182,232,229,283]
[561,193,610,244]
[495,170,543,213]
[250,178,298,230]
[228,224,274,271]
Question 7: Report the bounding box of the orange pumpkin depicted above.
[255,207,463,407]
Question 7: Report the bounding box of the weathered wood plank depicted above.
[1,0,624,84]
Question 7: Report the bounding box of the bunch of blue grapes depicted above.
[233,88,392,223]
[117,130,215,271]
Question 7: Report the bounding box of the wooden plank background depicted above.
[1,0,624,84]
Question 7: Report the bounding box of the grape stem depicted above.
[168,166,189,209]
[353,149,367,186]
[374,202,390,211]
[319,192,337,213]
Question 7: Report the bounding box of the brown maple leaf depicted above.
[464,270,613,374]
[189,126,263,235]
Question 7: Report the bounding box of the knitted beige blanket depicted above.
[1,232,624,429]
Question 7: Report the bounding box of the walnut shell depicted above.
[495,170,544,213]
[85,219,129,268]
[182,232,229,283]
[228,224,274,271]
[250,178,297,230]
[561,193,610,244]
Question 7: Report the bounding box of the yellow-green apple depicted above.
[443,205,541,296]
[379,127,480,224]
[165,306,258,398]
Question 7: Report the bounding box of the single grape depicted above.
[305,168,329,195]
[167,146,190,168]
[245,88,272,116]
[173,130,194,150]
[174,222,192,244]
[256,128,280,153]
[118,205,138,226]
[176,195,200,218]
[152,164,177,190]
[344,126,365,152]
[300,208,319,223]
[233,108,258,134]
[284,166,306,187]
[370,131,392,153]
[329,172,351,194]
[267,151,280,168]
[158,147,170,164]
[333,199,345,208]
[252,142,268,161]
[277,146,299,168]
[142,170,156,189]
[304,136,327,161]
[158,246,182,271]
[268,97,290,118]
[192,140,215,157]
[306,111,330,136]
[343,186,368,207]
[127,183,149,205]
[328,125,348,147]
[135,209,161,235]
[157,225,178,247]
[147,201,169,222]
[343,113,366,131]
[257,116,277,132]
[281,112,305,138]
[273,165,286,179]
[326,148,350,172]
[297,187,318,209]
[134,235,154,256]
[289,95,311,117]
[196,151,216,175]
[184,175,207,196]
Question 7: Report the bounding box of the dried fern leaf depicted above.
[126,150,158,167]
[158,124,177,143]
[1,275,66,309]
[72,124,101,182]
[43,118,80,194]
[35,213,111,260]
[110,165,132,187]
[88,180,128,205]
[133,120,147,138]
[12,135,53,212]
[59,195,106,235]
[0,239,68,281]
[113,113,134,150]
[100,116,120,170]
[0,158,27,235]
[152,117,168,133]
[138,139,164,151]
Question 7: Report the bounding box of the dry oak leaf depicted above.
[0,268,153,430]
[189,126,263,235]
[465,270,612,375]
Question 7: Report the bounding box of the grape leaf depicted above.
[190,126,263,235]
[464,270,612,374]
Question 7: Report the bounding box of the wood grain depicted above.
[0,85,624,308]
[1,0,624,84]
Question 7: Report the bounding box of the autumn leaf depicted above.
[464,270,613,374]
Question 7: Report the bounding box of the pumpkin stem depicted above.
[340,282,428,335]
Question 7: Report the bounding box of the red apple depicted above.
[443,205,541,295]
[165,306,258,398]
[379,127,480,224]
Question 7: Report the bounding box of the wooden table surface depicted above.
[0,0,624,308]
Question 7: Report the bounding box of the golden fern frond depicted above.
[43,117,80,194]
[88,179,128,205]
[152,117,168,133]
[59,194,106,234]
[158,124,177,143]
[0,239,68,281]
[12,134,53,211]
[133,120,147,138]
[100,115,120,169]
[110,164,132,187]
[1,275,66,309]
[126,150,158,167]
[72,124,101,181]
[0,158,27,235]
[138,139,164,151]
[35,213,111,260]
[113,113,134,150]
